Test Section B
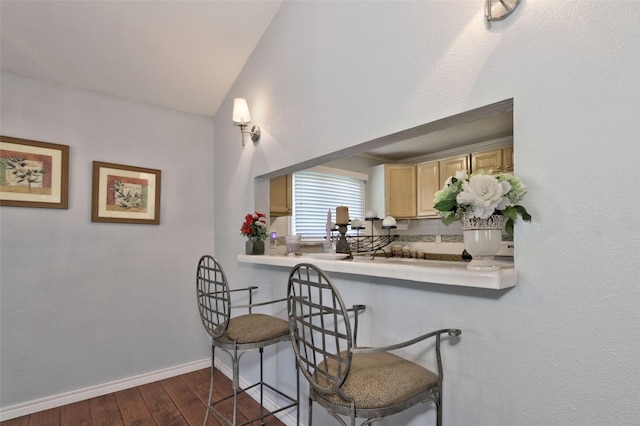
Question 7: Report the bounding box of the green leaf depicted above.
[434,199,456,211]
[515,205,532,221]
[502,206,518,222]
[503,205,532,222]
[433,192,458,211]
[505,218,514,236]
[440,215,459,226]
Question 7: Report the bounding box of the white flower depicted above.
[444,169,468,187]
[434,171,531,234]
[498,174,527,204]
[454,169,468,182]
[456,174,511,219]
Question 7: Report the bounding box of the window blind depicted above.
[292,169,365,239]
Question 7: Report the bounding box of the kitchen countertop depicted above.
[237,253,517,290]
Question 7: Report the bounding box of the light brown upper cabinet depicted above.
[502,146,514,173]
[370,164,416,219]
[270,174,292,217]
[439,155,470,188]
[417,161,440,218]
[419,155,471,218]
[370,146,512,220]
[471,146,513,174]
[385,164,416,218]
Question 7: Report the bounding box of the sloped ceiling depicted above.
[0,0,282,118]
[1,1,513,161]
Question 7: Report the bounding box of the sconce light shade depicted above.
[232,98,261,146]
[233,98,251,124]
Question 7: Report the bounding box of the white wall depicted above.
[213,1,640,425]
[0,72,214,409]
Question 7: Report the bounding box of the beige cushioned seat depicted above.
[318,351,439,409]
[215,313,289,344]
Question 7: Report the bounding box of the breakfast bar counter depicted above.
[237,254,517,290]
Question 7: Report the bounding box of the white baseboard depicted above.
[1,357,300,425]
[0,358,210,422]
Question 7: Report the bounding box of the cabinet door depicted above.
[439,155,469,187]
[417,161,440,217]
[385,164,416,218]
[270,174,292,216]
[472,149,503,174]
[502,146,514,173]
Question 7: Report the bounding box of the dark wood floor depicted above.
[1,368,288,426]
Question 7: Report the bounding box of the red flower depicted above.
[240,211,268,240]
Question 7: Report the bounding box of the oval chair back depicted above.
[196,255,231,339]
[287,262,354,396]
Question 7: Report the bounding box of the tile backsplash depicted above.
[269,216,513,257]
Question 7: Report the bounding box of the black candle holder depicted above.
[330,218,398,257]
[335,223,351,255]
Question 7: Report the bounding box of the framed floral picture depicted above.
[0,135,69,209]
[91,161,161,224]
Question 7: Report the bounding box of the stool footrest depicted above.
[206,379,298,426]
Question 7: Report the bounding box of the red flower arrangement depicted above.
[240,211,267,241]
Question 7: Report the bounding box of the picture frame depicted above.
[0,135,70,209]
[91,161,161,225]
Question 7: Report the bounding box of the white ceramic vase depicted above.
[461,214,507,270]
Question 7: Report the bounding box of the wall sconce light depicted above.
[232,98,261,146]
[484,0,520,22]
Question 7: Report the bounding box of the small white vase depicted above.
[461,214,507,270]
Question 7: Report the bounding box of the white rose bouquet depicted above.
[433,170,531,235]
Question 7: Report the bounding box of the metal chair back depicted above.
[287,263,353,395]
[197,255,231,339]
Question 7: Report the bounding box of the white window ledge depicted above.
[238,254,517,290]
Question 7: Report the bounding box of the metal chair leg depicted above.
[259,347,265,425]
[296,365,300,425]
[232,343,239,425]
[203,345,216,426]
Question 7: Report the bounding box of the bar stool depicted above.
[196,255,298,425]
[287,263,461,426]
